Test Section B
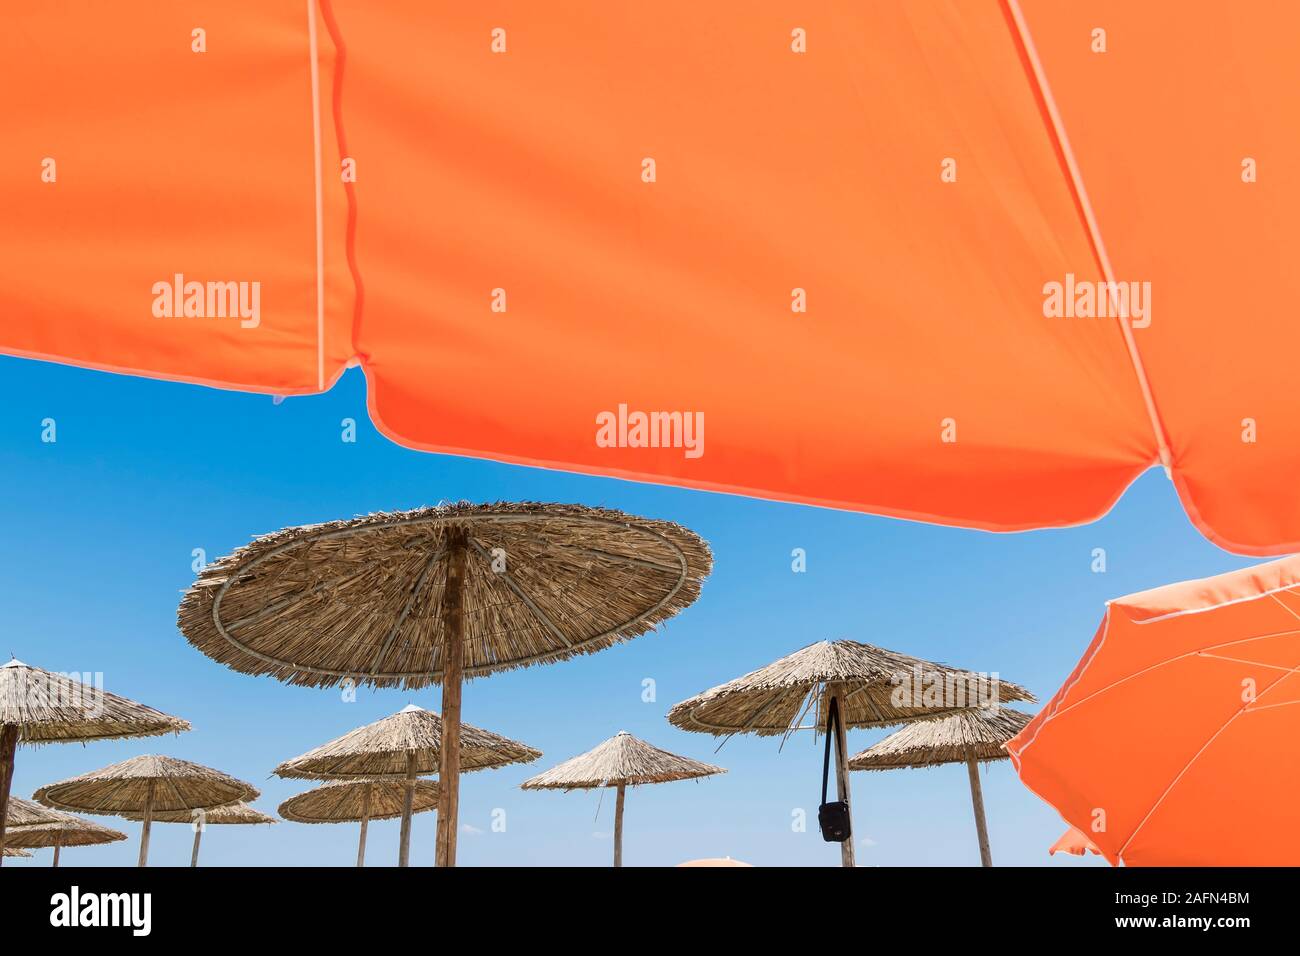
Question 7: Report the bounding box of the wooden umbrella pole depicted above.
[137,781,155,868]
[357,783,371,868]
[435,529,468,868]
[52,836,62,868]
[190,821,203,868]
[829,683,856,868]
[398,751,416,867]
[966,754,993,867]
[0,724,16,866]
[613,782,626,868]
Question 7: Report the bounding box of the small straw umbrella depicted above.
[279,778,440,867]
[847,706,1032,867]
[2,848,31,858]
[123,802,276,867]
[521,731,725,867]
[1049,826,1103,858]
[4,813,126,866]
[33,755,259,867]
[668,640,1034,867]
[179,501,710,866]
[273,704,539,866]
[5,795,65,828]
[0,658,189,863]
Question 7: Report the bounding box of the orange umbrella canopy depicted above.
[1009,555,1300,866]
[1049,828,1101,858]
[4,4,1300,553]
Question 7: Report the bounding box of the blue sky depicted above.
[0,354,1258,867]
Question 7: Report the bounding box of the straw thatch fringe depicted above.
[274,705,540,779]
[3,814,127,849]
[278,778,440,823]
[4,795,65,827]
[122,802,277,825]
[178,502,712,690]
[667,640,1036,736]
[848,707,1033,770]
[0,660,189,744]
[33,755,259,815]
[522,732,725,790]
[2,847,31,857]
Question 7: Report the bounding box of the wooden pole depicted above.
[137,781,155,868]
[0,724,17,867]
[52,838,61,868]
[829,683,856,868]
[357,783,371,868]
[435,529,468,868]
[613,782,626,868]
[966,755,993,867]
[398,751,416,867]
[190,820,203,868]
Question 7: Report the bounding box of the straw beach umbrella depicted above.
[522,731,724,867]
[2,848,31,858]
[124,802,276,867]
[0,659,189,863]
[279,778,440,867]
[668,640,1034,867]
[34,755,258,867]
[5,795,64,828]
[4,813,126,866]
[274,704,539,866]
[180,501,710,866]
[848,706,1032,867]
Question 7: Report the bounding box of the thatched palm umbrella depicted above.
[279,778,440,867]
[274,704,539,866]
[2,847,31,858]
[847,706,1032,867]
[5,795,65,828]
[179,502,710,866]
[124,801,276,867]
[0,659,188,864]
[522,731,724,867]
[668,640,1034,867]
[33,755,259,867]
[4,812,126,866]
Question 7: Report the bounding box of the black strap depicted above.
[821,694,842,805]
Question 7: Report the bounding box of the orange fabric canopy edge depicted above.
[1048,827,1101,858]
[3,2,1299,554]
[1010,554,1300,866]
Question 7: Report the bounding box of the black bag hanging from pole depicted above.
[817,694,851,843]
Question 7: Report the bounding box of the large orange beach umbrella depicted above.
[4,3,1300,554]
[1009,555,1300,866]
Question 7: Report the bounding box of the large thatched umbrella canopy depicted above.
[522,731,724,867]
[274,704,538,866]
[122,801,277,867]
[179,501,711,866]
[279,778,440,868]
[848,706,1032,867]
[667,640,1034,867]
[0,658,188,863]
[34,755,259,868]
[4,813,126,867]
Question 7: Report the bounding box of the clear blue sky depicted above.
[0,354,1257,867]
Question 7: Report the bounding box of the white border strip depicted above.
[1004,0,1171,471]
[307,0,326,391]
